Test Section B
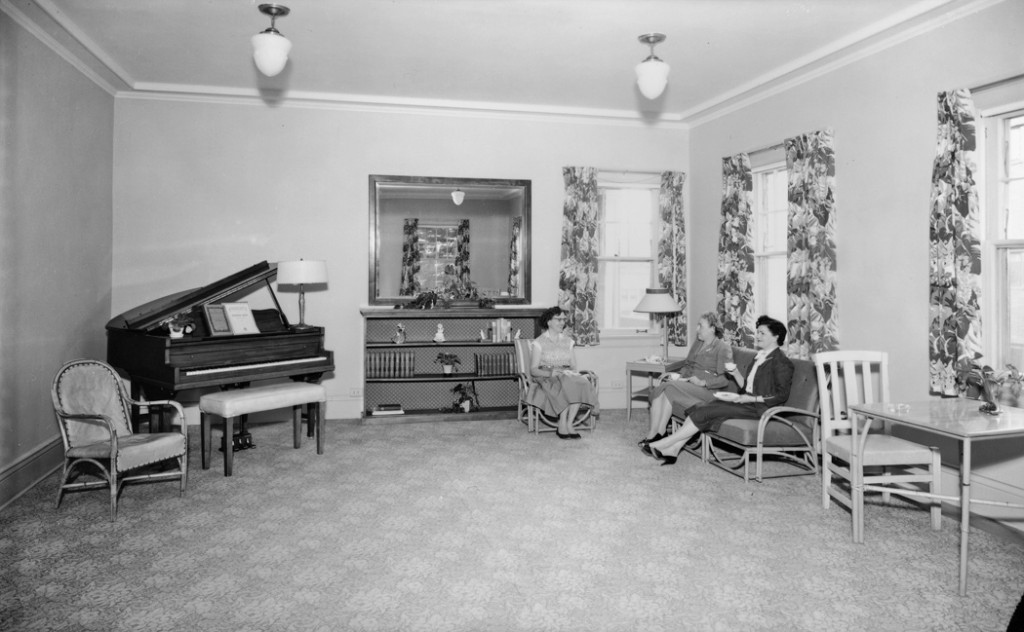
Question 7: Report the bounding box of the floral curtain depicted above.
[507,216,522,295]
[657,171,687,347]
[455,219,471,288]
[399,218,421,296]
[717,154,756,347]
[559,166,600,346]
[785,128,839,359]
[929,89,982,396]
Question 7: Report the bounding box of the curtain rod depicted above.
[969,72,1024,93]
[746,142,785,157]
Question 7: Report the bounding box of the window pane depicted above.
[755,253,787,322]
[600,189,653,257]
[598,260,652,330]
[1000,248,1024,369]
[1009,116,1024,179]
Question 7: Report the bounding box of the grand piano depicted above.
[106,261,334,411]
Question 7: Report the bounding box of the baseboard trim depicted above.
[0,437,63,512]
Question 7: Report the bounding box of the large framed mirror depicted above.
[368,175,531,306]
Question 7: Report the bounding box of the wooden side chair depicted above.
[51,359,188,520]
[814,350,942,542]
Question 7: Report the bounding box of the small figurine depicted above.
[480,329,487,341]
[514,328,522,340]
[392,323,406,345]
[433,323,446,343]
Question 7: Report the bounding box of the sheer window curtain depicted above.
[560,167,600,346]
[400,218,421,296]
[929,89,982,395]
[717,154,756,347]
[658,171,688,347]
[785,128,839,359]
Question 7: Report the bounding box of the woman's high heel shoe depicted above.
[650,445,678,466]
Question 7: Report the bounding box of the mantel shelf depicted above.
[366,340,515,348]
[365,373,517,383]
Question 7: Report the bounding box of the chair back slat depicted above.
[513,338,533,381]
[813,350,889,441]
[52,360,134,448]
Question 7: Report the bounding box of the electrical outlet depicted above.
[349,388,362,398]
[610,380,624,389]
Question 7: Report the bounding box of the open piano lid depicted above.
[106,261,279,332]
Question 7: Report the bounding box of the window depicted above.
[752,161,788,321]
[416,223,460,291]
[985,112,1024,368]
[596,175,659,335]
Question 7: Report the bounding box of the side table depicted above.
[625,358,686,424]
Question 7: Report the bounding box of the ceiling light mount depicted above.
[252,4,292,77]
[635,32,670,100]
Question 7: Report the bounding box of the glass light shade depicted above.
[252,31,292,77]
[635,58,670,99]
[451,189,465,205]
[277,260,327,285]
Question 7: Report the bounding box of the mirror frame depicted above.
[368,174,532,306]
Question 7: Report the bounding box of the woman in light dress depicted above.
[528,307,598,439]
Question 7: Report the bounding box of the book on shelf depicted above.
[370,405,405,416]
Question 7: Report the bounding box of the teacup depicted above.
[724,362,737,372]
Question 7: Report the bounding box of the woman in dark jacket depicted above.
[643,315,793,465]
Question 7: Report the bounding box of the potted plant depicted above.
[435,352,460,375]
[160,312,195,339]
[449,382,479,413]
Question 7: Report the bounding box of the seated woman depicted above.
[640,311,733,446]
[528,306,599,440]
[642,315,793,465]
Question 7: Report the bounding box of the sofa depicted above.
[679,346,820,482]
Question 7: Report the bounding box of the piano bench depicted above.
[199,382,326,476]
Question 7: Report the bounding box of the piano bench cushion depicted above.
[199,383,326,419]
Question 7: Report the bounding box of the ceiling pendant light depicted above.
[451,189,465,205]
[635,33,669,99]
[252,4,292,77]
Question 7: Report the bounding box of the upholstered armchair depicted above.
[51,359,188,520]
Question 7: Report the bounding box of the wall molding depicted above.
[0,437,62,513]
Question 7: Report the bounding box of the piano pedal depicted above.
[220,432,255,452]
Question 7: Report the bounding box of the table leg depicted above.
[959,438,972,596]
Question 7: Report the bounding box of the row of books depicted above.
[366,351,518,378]
[366,350,416,378]
[475,352,517,376]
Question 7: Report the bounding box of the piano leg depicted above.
[292,405,302,449]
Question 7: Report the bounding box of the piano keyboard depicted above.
[185,356,329,376]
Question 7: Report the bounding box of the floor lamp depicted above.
[634,288,682,361]
[277,259,328,329]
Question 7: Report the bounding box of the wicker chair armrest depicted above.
[57,412,119,456]
[130,399,188,436]
[755,406,817,444]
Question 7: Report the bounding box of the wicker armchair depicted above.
[513,338,599,434]
[51,359,188,520]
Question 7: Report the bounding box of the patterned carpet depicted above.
[2,410,1022,632]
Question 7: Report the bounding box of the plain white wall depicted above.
[687,0,1024,522]
[112,99,690,417]
[1,13,114,506]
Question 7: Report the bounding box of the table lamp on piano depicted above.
[277,259,328,330]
